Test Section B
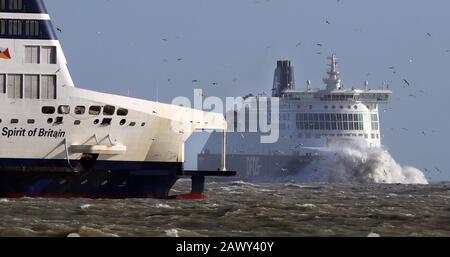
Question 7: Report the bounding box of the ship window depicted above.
[41,75,56,99]
[42,106,55,114]
[11,119,19,124]
[55,116,63,124]
[0,0,5,10]
[0,74,5,93]
[7,74,22,99]
[41,46,56,64]
[103,105,115,116]
[25,20,39,37]
[93,119,99,125]
[101,118,112,126]
[27,119,35,124]
[129,122,136,127]
[0,20,5,35]
[75,106,86,115]
[9,0,23,10]
[25,46,40,64]
[24,75,39,99]
[120,119,126,126]
[141,122,146,127]
[117,108,128,116]
[371,114,378,122]
[8,19,22,36]
[89,106,102,115]
[47,118,53,124]
[58,105,70,114]
[74,120,81,125]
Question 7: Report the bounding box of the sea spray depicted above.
[297,141,428,184]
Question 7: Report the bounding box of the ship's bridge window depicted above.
[25,20,39,37]
[103,105,116,116]
[25,46,40,64]
[117,108,128,116]
[8,19,22,36]
[0,74,5,93]
[42,106,55,114]
[42,46,56,64]
[24,75,39,99]
[89,106,102,115]
[9,0,23,10]
[41,75,56,99]
[58,105,70,114]
[0,20,5,35]
[75,106,86,115]
[7,74,22,99]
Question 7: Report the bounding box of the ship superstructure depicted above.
[199,55,391,177]
[0,0,234,198]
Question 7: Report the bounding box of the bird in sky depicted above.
[403,79,411,87]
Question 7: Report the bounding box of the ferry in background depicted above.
[198,55,392,178]
[0,0,234,198]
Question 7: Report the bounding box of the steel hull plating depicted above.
[0,159,182,198]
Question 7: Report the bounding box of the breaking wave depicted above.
[297,141,428,185]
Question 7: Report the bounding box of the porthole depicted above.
[89,106,102,116]
[74,120,81,125]
[11,119,19,124]
[354,106,358,110]
[129,122,136,127]
[27,119,35,124]
[75,106,86,115]
[58,105,70,114]
[103,105,116,116]
[120,119,126,126]
[117,108,128,116]
[47,118,53,124]
[93,119,99,125]
[42,106,55,114]
[141,122,146,127]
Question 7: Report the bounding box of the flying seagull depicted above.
[403,79,411,87]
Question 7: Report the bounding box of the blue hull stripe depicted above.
[0,0,48,14]
[0,158,184,198]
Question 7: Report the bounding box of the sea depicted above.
[1,180,449,237]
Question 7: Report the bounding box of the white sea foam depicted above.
[297,141,428,185]
[165,229,180,237]
[80,204,93,210]
[367,232,381,237]
[155,203,174,209]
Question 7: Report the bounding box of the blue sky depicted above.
[46,0,450,181]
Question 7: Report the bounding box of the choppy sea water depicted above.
[1,180,449,237]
